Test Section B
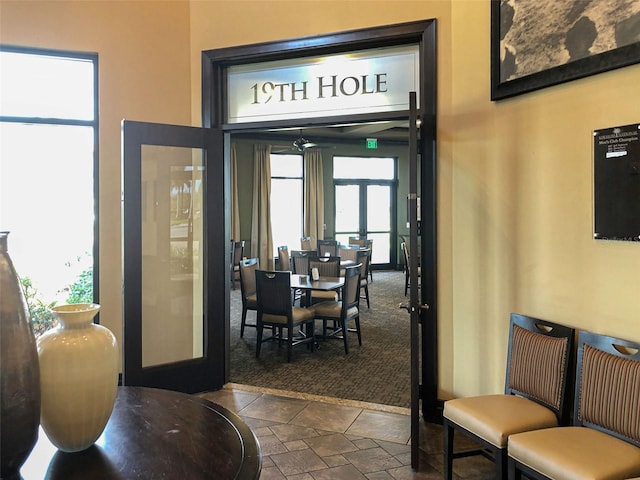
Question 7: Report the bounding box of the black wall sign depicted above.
[594,123,640,241]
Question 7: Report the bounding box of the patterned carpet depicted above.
[229,270,412,408]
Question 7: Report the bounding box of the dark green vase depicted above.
[0,232,41,479]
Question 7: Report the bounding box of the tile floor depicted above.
[201,384,495,479]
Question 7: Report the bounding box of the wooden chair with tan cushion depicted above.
[507,330,640,479]
[443,313,575,480]
[255,270,316,362]
[238,257,258,338]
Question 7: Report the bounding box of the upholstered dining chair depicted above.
[356,248,370,308]
[308,256,341,306]
[230,240,244,290]
[348,236,366,247]
[317,239,339,257]
[255,270,316,362]
[401,242,420,296]
[338,245,359,277]
[291,250,312,275]
[238,257,259,338]
[507,330,640,480]
[312,264,362,353]
[443,313,575,480]
[277,245,290,271]
[300,236,312,251]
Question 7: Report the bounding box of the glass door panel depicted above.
[335,184,360,242]
[366,185,391,264]
[141,146,204,368]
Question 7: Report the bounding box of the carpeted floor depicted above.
[229,270,412,408]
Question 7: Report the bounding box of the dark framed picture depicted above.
[491,0,640,100]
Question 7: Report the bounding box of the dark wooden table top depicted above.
[291,274,344,291]
[20,386,261,480]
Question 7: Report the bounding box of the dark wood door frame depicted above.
[202,19,440,422]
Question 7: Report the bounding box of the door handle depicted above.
[399,303,429,314]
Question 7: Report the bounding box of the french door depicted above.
[334,180,395,269]
[121,120,226,393]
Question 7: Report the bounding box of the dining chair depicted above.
[238,257,259,338]
[317,239,339,257]
[255,270,316,362]
[356,248,370,308]
[291,250,312,275]
[308,256,341,306]
[300,236,312,251]
[312,264,362,354]
[507,330,640,480]
[365,239,373,282]
[442,313,575,480]
[348,236,366,247]
[401,242,420,296]
[230,240,244,290]
[277,245,290,271]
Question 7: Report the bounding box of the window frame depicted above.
[269,152,304,256]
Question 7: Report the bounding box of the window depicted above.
[270,154,303,256]
[0,47,98,336]
[333,156,396,266]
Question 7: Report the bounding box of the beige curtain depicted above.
[251,144,273,269]
[303,149,325,248]
[230,143,241,242]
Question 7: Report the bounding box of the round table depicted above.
[20,386,261,479]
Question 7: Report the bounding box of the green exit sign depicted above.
[366,138,377,149]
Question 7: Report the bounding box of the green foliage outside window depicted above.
[21,267,93,338]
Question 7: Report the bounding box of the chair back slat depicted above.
[505,313,575,424]
[575,331,640,446]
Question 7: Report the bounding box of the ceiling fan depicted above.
[291,134,317,152]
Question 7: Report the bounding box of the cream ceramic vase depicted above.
[37,303,118,453]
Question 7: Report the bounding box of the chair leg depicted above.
[256,322,263,358]
[443,420,454,480]
[404,274,408,296]
[341,318,349,354]
[365,284,370,308]
[355,315,362,346]
[240,307,247,338]
[286,326,293,362]
[495,448,507,480]
[508,457,522,480]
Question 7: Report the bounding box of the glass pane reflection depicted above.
[141,145,204,368]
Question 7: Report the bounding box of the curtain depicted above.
[230,143,241,242]
[303,149,325,248]
[251,144,273,269]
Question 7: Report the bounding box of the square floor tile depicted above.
[347,410,411,444]
[291,401,362,432]
[304,433,359,457]
[240,394,309,423]
[200,389,260,413]
[269,448,327,476]
[343,447,403,474]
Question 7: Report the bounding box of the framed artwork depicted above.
[491,0,640,100]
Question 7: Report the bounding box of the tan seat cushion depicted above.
[443,394,557,448]
[508,426,640,480]
[311,291,338,301]
[312,301,358,320]
[262,306,315,325]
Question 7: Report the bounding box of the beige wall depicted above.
[0,0,193,365]
[3,0,639,400]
